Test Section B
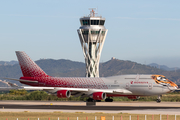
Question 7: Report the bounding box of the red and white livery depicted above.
[6,51,178,103]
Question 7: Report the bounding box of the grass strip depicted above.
[0,112,179,120]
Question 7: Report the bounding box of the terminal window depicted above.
[91,31,100,34]
[91,20,99,25]
[82,20,90,25]
[82,30,89,34]
[100,20,105,25]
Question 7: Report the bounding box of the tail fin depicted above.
[16,51,49,77]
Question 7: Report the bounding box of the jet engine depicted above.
[57,90,71,98]
[93,92,106,100]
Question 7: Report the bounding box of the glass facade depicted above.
[91,20,99,25]
[100,20,105,25]
[91,31,100,34]
[82,20,90,25]
[82,30,89,34]
[82,30,106,35]
[101,31,106,35]
[81,19,105,25]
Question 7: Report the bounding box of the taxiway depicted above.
[0,101,180,115]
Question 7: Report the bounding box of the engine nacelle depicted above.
[57,90,71,98]
[93,92,106,100]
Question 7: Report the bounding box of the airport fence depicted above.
[2,114,180,120]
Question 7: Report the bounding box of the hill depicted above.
[0,61,18,66]
[100,59,180,84]
[148,63,180,71]
[0,59,180,86]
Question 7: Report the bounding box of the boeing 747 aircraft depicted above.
[5,51,178,103]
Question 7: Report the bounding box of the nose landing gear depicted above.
[156,95,162,103]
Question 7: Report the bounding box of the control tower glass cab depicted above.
[77,10,108,77]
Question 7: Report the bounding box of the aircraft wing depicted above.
[21,86,133,96]
[113,89,132,94]
[0,85,132,95]
[23,86,112,93]
[1,77,132,96]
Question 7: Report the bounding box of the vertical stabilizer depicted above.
[16,51,49,77]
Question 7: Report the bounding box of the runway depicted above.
[0,101,180,115]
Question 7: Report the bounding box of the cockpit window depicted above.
[157,76,168,82]
[152,75,178,88]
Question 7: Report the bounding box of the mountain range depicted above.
[0,61,18,66]
[0,59,180,87]
[148,63,180,71]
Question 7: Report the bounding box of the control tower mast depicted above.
[77,9,108,77]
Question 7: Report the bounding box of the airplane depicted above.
[5,51,178,103]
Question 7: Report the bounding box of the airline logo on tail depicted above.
[16,51,49,77]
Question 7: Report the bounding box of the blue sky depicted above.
[0,0,180,67]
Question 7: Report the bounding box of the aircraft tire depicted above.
[105,98,113,102]
[156,99,161,103]
[87,98,94,102]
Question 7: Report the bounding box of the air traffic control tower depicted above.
[77,9,108,77]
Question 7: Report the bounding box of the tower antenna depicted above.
[89,8,97,17]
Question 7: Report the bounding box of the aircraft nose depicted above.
[168,83,178,91]
[168,86,177,91]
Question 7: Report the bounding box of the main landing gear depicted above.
[86,97,113,102]
[86,98,94,102]
[86,98,96,106]
[105,97,113,102]
[86,98,101,102]
[86,97,113,106]
[156,95,162,103]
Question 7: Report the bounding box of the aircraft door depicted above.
[148,83,152,90]
[126,83,129,89]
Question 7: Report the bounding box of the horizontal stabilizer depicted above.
[4,78,38,83]
[7,82,19,87]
